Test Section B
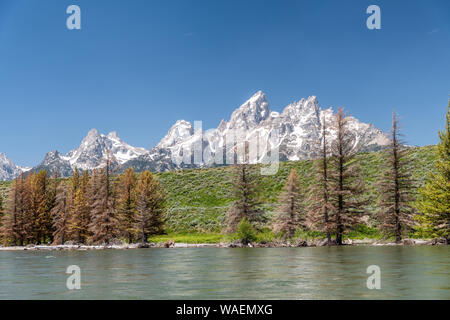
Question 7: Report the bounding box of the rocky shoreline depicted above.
[0,238,447,251]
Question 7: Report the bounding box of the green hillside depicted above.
[0,145,437,235]
[0,180,11,206]
[157,145,437,233]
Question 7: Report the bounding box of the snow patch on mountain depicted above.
[3,90,391,179]
[65,129,147,170]
[144,91,390,168]
[0,153,30,181]
[32,130,149,175]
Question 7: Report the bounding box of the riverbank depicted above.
[0,237,447,251]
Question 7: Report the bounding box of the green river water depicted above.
[0,246,448,299]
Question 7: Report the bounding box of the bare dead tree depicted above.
[377,112,416,242]
[225,141,263,233]
[52,183,70,245]
[328,108,367,245]
[88,153,119,244]
[307,114,333,242]
[273,168,306,239]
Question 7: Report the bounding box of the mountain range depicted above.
[0,91,390,180]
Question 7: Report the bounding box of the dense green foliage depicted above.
[236,218,257,243]
[415,103,450,240]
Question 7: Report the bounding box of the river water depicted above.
[0,246,448,299]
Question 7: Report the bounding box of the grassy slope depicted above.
[0,145,437,241]
[156,145,437,234]
[0,180,11,205]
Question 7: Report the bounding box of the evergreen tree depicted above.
[328,108,366,245]
[416,101,450,242]
[273,169,305,239]
[225,141,263,232]
[68,170,90,243]
[89,159,118,244]
[20,173,33,245]
[225,163,264,233]
[45,171,59,243]
[80,171,91,239]
[307,114,333,242]
[118,168,137,243]
[135,170,166,243]
[3,174,32,245]
[32,171,54,244]
[0,177,20,245]
[29,171,43,243]
[70,168,80,199]
[377,112,416,242]
[0,193,4,242]
[52,183,70,245]
[87,169,99,237]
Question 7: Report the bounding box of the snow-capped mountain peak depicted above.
[31,129,149,175]
[67,129,148,170]
[2,90,391,180]
[157,120,194,149]
[0,152,29,181]
[149,91,390,166]
[228,90,271,130]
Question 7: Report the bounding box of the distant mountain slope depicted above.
[0,153,30,181]
[139,91,390,169]
[122,91,390,174]
[33,129,148,176]
[3,91,391,179]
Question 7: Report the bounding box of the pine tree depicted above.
[33,170,54,244]
[45,171,58,243]
[2,174,33,246]
[70,168,80,198]
[307,114,333,242]
[80,171,91,240]
[20,173,33,245]
[135,170,166,243]
[328,108,367,245]
[89,158,118,244]
[118,168,137,243]
[225,163,263,233]
[377,112,416,242]
[416,101,450,242]
[52,183,70,245]
[1,179,17,245]
[0,193,4,242]
[225,141,263,233]
[12,174,26,245]
[0,178,18,245]
[28,171,46,244]
[68,170,90,243]
[273,169,305,239]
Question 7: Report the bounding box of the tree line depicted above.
[226,104,449,245]
[0,157,166,245]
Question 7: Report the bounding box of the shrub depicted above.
[236,218,257,244]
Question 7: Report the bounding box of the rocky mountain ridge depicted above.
[1,91,390,179]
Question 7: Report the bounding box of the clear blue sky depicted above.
[0,0,449,167]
